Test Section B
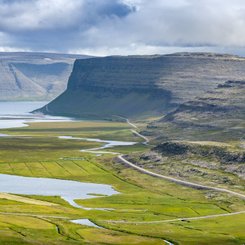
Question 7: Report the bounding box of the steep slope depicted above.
[0,52,89,101]
[38,53,245,119]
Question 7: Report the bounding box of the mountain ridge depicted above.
[0,52,90,101]
[37,52,245,119]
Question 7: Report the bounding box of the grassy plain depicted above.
[0,121,244,244]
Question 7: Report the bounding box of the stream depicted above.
[0,102,174,244]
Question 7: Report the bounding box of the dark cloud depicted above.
[0,0,134,31]
[0,0,135,52]
[0,0,245,55]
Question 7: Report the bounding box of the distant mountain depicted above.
[36,52,245,119]
[0,52,90,101]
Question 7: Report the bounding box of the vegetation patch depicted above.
[0,120,244,244]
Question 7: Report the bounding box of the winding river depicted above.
[0,102,133,208]
[0,102,175,244]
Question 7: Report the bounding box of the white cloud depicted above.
[0,0,245,55]
[0,0,93,31]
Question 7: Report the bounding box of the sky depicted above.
[1,0,245,56]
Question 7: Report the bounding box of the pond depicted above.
[0,102,126,209]
[0,173,118,208]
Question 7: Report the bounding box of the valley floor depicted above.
[0,120,244,244]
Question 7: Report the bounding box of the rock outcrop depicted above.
[154,141,245,164]
[162,80,245,124]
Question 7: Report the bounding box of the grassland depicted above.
[0,120,244,244]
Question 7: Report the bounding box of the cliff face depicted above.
[0,52,89,101]
[39,53,245,118]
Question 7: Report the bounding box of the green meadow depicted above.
[0,121,244,244]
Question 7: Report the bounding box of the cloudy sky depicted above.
[1,0,245,56]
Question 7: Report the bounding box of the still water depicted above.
[0,173,118,208]
[0,101,47,115]
[0,101,71,129]
[0,101,118,208]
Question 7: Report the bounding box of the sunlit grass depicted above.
[0,120,244,244]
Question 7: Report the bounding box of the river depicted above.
[0,101,174,244]
[0,101,129,208]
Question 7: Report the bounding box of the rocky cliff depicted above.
[0,52,89,101]
[38,53,245,118]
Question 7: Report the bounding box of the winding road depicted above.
[103,210,245,224]
[119,118,245,200]
[60,117,245,224]
[99,118,245,226]
[118,155,245,199]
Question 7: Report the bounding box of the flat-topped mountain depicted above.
[37,53,245,118]
[0,52,89,101]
